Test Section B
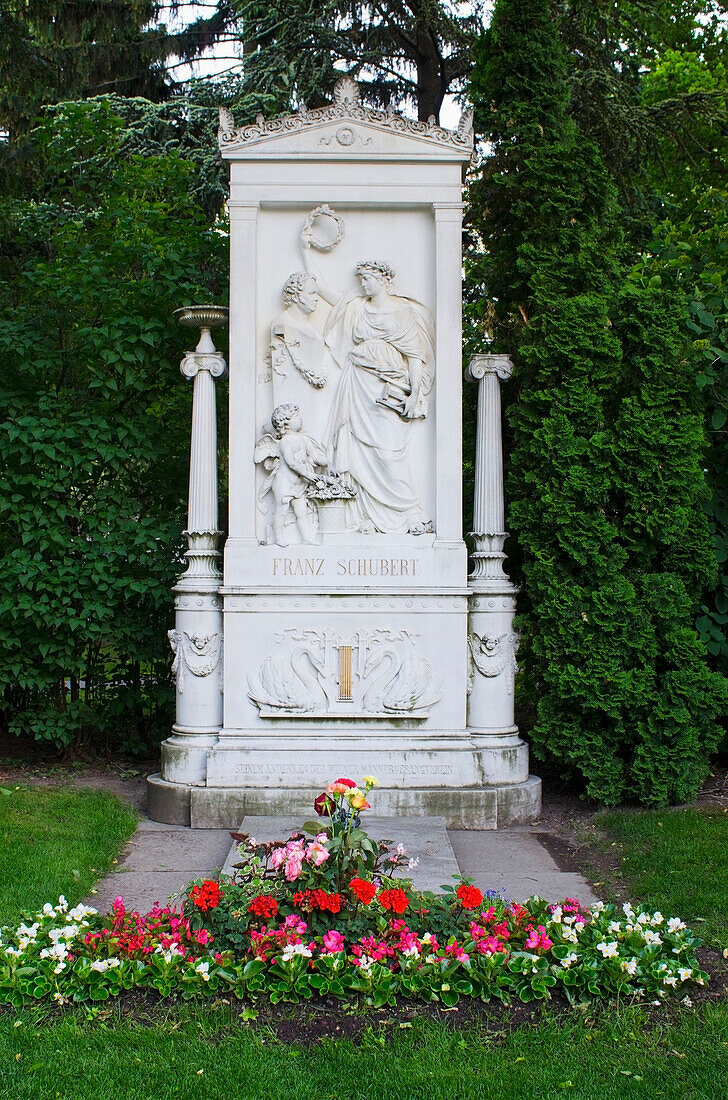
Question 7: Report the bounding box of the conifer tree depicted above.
[468,0,727,804]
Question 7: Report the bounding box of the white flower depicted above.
[195,961,211,981]
[650,912,664,926]
[668,917,686,934]
[90,959,109,973]
[596,941,619,958]
[551,907,563,923]
[408,858,420,870]
[642,930,662,946]
[42,904,54,916]
[402,946,421,959]
[678,967,693,982]
[608,921,622,934]
[422,933,435,945]
[637,912,650,926]
[52,992,68,1005]
[396,844,406,856]
[622,903,635,920]
[106,958,120,969]
[40,944,68,961]
[591,901,605,913]
[17,922,39,941]
[55,896,68,914]
[54,962,66,975]
[280,943,312,962]
[682,995,693,1007]
[620,957,638,975]
[68,904,97,922]
[560,953,578,969]
[4,946,21,957]
[561,926,579,944]
[663,974,678,987]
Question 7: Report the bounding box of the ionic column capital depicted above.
[465,354,513,383]
[180,351,228,381]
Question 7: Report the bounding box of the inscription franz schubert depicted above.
[272,556,419,577]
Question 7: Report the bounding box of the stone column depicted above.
[163,307,227,787]
[465,355,529,790]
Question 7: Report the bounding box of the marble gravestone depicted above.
[146,78,542,828]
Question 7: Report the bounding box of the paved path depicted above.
[88,815,597,914]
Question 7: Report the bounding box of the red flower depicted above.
[350,877,377,905]
[247,895,278,919]
[456,884,484,910]
[190,880,222,912]
[378,888,409,915]
[314,792,336,816]
[323,892,343,914]
[334,777,357,788]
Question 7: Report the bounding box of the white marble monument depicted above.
[147,79,542,827]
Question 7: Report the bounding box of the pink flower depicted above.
[306,841,330,867]
[270,847,286,869]
[322,929,345,954]
[284,856,303,882]
[525,925,553,952]
[195,929,212,945]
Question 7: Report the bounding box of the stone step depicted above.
[222,815,461,894]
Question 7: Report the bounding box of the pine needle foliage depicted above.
[469,0,727,805]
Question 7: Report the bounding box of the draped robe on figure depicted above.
[324,291,435,534]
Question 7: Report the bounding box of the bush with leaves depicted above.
[467,0,727,804]
[0,99,228,754]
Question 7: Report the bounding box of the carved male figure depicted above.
[254,403,328,545]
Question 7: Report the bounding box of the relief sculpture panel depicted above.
[256,206,435,543]
[248,628,441,717]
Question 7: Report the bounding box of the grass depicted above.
[1,789,727,1098]
[596,807,728,948]
[0,785,138,926]
[0,1003,727,1100]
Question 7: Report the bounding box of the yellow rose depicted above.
[348,791,370,811]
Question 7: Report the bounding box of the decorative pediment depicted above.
[218,77,474,159]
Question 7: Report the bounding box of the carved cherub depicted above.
[254,403,329,545]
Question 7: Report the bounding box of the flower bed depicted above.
[0,778,710,1009]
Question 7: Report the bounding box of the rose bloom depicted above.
[314,792,335,817]
[328,781,353,796]
[350,877,377,905]
[456,884,484,910]
[306,840,330,867]
[284,855,303,882]
[347,790,370,811]
[378,888,409,915]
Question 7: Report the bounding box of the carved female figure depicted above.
[316,260,435,535]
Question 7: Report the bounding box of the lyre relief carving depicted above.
[248,628,440,716]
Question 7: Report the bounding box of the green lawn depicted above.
[1,789,727,1099]
[596,807,728,948]
[0,1003,727,1100]
[0,785,138,926]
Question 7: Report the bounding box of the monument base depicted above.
[146,771,541,829]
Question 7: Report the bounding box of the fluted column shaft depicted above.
[179,329,227,586]
[465,354,513,584]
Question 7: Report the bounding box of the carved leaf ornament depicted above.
[218,78,474,154]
